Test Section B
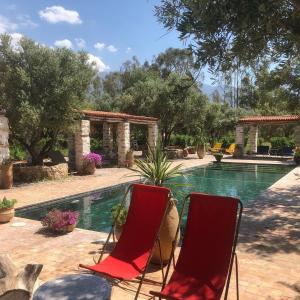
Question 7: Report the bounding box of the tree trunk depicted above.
[0,254,43,299]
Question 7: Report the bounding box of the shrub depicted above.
[41,209,79,232]
[9,143,26,161]
[83,152,102,166]
[0,197,17,210]
[270,137,295,149]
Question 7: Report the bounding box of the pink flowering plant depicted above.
[83,152,102,166]
[41,209,79,232]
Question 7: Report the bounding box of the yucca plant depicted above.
[134,142,183,186]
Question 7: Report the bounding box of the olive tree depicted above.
[0,35,96,165]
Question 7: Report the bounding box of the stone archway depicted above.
[235,115,300,156]
[68,110,159,171]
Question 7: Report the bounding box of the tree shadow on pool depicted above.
[238,182,300,257]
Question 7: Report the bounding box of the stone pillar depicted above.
[103,122,114,156]
[294,125,300,147]
[74,120,90,171]
[117,122,130,167]
[0,115,9,163]
[67,134,76,171]
[235,125,244,156]
[248,125,258,154]
[148,123,158,151]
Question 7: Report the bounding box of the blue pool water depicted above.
[16,163,293,232]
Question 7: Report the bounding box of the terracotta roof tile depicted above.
[238,115,300,124]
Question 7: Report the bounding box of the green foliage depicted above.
[155,1,300,71]
[111,203,128,226]
[9,142,26,161]
[0,35,96,165]
[270,137,295,149]
[134,143,183,186]
[90,138,102,151]
[213,152,223,162]
[169,134,195,148]
[0,197,17,209]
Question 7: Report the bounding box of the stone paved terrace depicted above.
[0,156,299,299]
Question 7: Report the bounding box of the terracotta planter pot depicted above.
[183,148,189,158]
[187,147,196,154]
[196,145,206,159]
[0,207,15,223]
[1,163,13,189]
[66,224,76,232]
[151,198,180,265]
[114,224,124,240]
[81,161,96,175]
[125,151,134,168]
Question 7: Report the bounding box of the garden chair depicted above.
[225,143,236,155]
[150,192,243,300]
[210,142,223,153]
[282,146,294,156]
[257,145,270,156]
[79,183,171,300]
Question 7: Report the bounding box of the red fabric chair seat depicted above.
[150,192,242,300]
[80,183,170,281]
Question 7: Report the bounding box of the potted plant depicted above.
[214,152,223,163]
[195,135,207,159]
[133,143,182,264]
[1,159,13,189]
[41,209,80,233]
[81,152,102,175]
[294,147,300,165]
[125,149,134,168]
[0,197,17,223]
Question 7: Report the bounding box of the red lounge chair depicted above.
[79,183,171,299]
[150,192,243,300]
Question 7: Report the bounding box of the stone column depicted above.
[235,125,244,156]
[148,123,158,151]
[103,122,114,156]
[0,115,10,163]
[117,122,130,167]
[74,120,90,171]
[248,125,258,154]
[67,134,76,171]
[294,125,300,147]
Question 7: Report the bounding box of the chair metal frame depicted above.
[153,194,243,300]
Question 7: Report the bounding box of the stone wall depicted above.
[0,115,9,163]
[248,126,258,154]
[295,125,300,148]
[13,163,68,183]
[235,125,244,157]
[74,120,91,171]
[148,123,158,150]
[117,122,130,167]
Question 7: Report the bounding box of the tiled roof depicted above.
[82,110,158,123]
[238,115,300,124]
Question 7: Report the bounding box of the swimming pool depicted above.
[16,162,293,232]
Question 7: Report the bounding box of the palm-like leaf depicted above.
[134,143,183,186]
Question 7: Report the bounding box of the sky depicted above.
[0,0,196,78]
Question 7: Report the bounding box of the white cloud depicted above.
[39,6,82,24]
[87,54,109,73]
[9,32,23,51]
[0,15,18,33]
[54,39,73,49]
[94,42,105,50]
[126,47,132,53]
[75,38,85,49]
[107,45,118,53]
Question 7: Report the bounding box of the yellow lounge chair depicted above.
[210,142,222,153]
[225,143,236,155]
